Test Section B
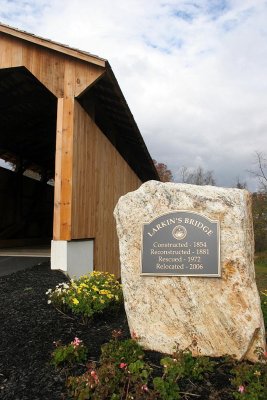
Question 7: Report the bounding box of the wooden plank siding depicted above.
[0,33,105,98]
[0,31,105,242]
[0,23,106,68]
[0,26,157,277]
[72,101,142,275]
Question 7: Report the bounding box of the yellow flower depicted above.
[79,283,88,289]
[92,285,99,292]
[100,299,105,304]
[99,289,110,295]
[72,298,79,305]
[254,370,261,377]
[92,271,101,276]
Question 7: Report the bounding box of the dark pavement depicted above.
[0,256,50,277]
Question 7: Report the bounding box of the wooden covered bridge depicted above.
[0,23,158,277]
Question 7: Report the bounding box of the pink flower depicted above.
[119,362,128,369]
[238,385,245,393]
[71,337,82,348]
[141,384,149,392]
[90,370,99,383]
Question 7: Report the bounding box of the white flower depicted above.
[47,300,52,304]
[45,289,52,294]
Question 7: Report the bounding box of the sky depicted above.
[0,0,267,191]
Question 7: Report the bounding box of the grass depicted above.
[255,251,267,292]
[255,251,267,329]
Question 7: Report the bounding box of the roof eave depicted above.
[0,22,106,68]
[105,62,160,181]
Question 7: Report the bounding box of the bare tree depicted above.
[248,152,267,192]
[179,166,216,186]
[252,192,267,251]
[236,177,247,189]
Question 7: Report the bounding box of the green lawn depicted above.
[255,251,267,292]
[255,251,267,328]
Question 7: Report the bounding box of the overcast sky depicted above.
[1,0,267,190]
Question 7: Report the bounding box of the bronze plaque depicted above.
[141,211,220,277]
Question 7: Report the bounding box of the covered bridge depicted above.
[0,23,159,277]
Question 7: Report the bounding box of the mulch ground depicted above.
[0,263,239,399]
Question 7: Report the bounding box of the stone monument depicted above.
[114,181,266,362]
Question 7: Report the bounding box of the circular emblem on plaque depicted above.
[172,225,187,240]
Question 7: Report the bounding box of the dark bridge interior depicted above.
[0,67,56,246]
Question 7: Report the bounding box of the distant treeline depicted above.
[252,192,267,252]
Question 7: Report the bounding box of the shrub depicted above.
[46,271,123,323]
[231,354,267,400]
[153,345,215,400]
[51,337,88,367]
[67,336,152,400]
[100,337,145,366]
[66,336,218,400]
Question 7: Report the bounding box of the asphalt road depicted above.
[0,256,50,277]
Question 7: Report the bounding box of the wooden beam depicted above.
[53,98,63,240]
[53,94,75,240]
[0,23,106,68]
[74,66,105,97]
[0,34,106,98]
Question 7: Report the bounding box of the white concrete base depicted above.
[51,240,94,278]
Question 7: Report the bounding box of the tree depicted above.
[153,159,173,182]
[236,177,247,189]
[179,166,216,186]
[247,152,267,251]
[249,152,267,192]
[252,192,267,252]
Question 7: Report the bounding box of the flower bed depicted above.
[0,263,266,399]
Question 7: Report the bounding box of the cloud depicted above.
[0,0,267,191]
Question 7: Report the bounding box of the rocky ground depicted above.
[0,263,253,399]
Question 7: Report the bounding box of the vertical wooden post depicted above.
[53,92,75,240]
[52,61,104,242]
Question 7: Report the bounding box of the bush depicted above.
[57,333,267,400]
[66,336,217,400]
[231,354,267,400]
[100,337,145,366]
[51,337,88,367]
[67,336,152,400]
[46,271,123,323]
[153,345,216,400]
